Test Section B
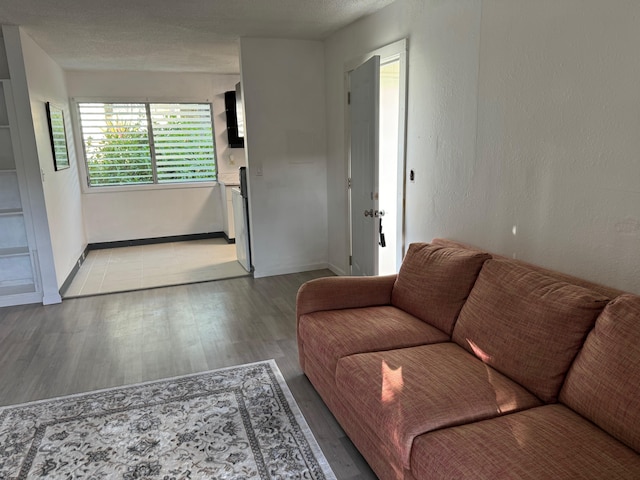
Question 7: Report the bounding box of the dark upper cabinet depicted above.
[225,91,244,148]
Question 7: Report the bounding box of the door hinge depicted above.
[347,177,351,188]
[347,91,351,105]
[349,255,352,266]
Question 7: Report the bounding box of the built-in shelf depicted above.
[0,208,22,217]
[0,246,29,257]
[0,31,43,307]
[0,81,8,126]
[0,35,8,80]
[0,283,36,296]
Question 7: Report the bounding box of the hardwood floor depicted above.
[0,270,377,479]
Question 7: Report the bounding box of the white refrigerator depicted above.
[232,187,251,272]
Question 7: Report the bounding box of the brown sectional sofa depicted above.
[296,239,640,479]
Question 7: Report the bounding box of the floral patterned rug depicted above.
[0,360,336,479]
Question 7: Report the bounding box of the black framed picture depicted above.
[46,102,70,171]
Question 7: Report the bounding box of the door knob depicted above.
[364,209,374,217]
[375,210,385,217]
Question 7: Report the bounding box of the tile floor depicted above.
[63,238,249,297]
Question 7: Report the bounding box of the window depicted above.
[78,102,217,187]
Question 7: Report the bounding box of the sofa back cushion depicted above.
[452,259,609,403]
[560,294,640,453]
[391,243,490,335]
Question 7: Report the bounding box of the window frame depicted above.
[71,97,220,194]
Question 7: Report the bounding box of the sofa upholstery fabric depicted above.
[335,343,541,469]
[296,274,397,370]
[331,392,414,480]
[411,404,640,479]
[452,259,609,402]
[299,306,449,377]
[391,243,490,335]
[296,239,640,479]
[303,348,342,410]
[296,274,397,321]
[560,294,640,453]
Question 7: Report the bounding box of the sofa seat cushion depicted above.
[411,404,640,479]
[391,243,490,334]
[302,348,342,410]
[560,294,640,453]
[335,343,541,469]
[452,259,609,402]
[298,306,449,376]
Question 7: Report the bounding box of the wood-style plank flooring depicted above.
[0,270,377,479]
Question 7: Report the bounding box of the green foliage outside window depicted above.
[79,103,216,187]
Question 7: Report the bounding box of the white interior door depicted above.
[349,55,380,276]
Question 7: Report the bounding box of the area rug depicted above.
[0,360,337,479]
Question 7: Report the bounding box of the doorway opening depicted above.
[378,58,401,275]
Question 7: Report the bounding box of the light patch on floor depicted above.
[64,238,249,298]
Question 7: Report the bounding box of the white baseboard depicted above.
[0,291,43,308]
[253,262,330,279]
[328,263,348,276]
[43,292,62,305]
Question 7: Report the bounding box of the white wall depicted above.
[240,38,328,277]
[20,31,87,289]
[472,0,640,292]
[325,0,640,293]
[65,70,245,243]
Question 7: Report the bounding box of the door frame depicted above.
[344,38,408,273]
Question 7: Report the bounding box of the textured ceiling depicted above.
[0,0,395,73]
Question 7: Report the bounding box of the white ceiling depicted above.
[0,0,395,74]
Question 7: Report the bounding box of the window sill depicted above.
[81,181,219,195]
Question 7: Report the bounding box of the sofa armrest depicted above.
[296,274,397,325]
